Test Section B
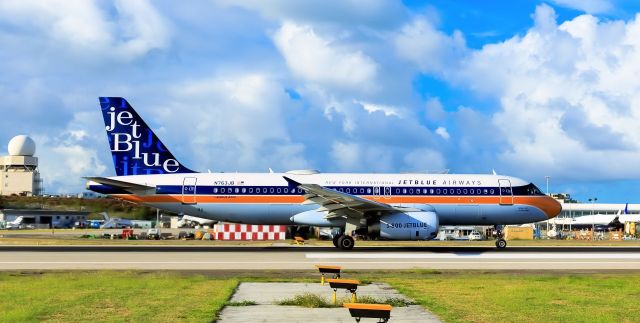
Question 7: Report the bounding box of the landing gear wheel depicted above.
[332,234,342,248]
[337,235,355,250]
[495,239,507,249]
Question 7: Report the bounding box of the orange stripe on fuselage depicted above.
[111,194,560,219]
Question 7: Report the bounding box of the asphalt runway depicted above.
[1,245,640,270]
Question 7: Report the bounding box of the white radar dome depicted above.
[8,135,36,156]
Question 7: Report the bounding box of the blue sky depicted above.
[1,0,640,203]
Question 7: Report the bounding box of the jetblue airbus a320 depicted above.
[87,97,561,249]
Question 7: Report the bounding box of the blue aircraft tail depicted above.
[98,97,194,176]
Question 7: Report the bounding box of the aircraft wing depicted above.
[283,176,409,219]
[84,176,154,192]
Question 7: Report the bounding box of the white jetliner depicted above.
[99,212,133,229]
[571,204,638,230]
[86,97,561,249]
[6,216,25,229]
[177,215,217,228]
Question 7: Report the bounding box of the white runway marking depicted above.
[2,261,640,264]
[305,252,640,259]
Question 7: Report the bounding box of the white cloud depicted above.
[403,148,446,172]
[0,0,169,61]
[160,73,309,172]
[272,22,378,89]
[425,97,446,121]
[358,101,400,117]
[216,0,406,29]
[32,130,107,194]
[450,5,640,181]
[549,0,613,14]
[331,141,361,171]
[435,127,450,140]
[393,17,467,74]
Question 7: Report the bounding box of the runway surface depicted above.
[1,245,640,270]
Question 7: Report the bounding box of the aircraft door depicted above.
[498,179,513,205]
[182,177,197,204]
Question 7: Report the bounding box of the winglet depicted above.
[283,176,301,188]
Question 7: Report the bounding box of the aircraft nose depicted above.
[540,196,562,219]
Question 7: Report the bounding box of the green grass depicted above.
[225,300,257,306]
[2,271,640,322]
[276,293,413,308]
[0,272,237,323]
[381,271,640,323]
[277,293,334,308]
[355,295,414,307]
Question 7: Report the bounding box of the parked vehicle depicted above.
[468,231,484,241]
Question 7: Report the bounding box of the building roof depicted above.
[0,209,90,216]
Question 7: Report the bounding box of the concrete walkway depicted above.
[217,282,442,322]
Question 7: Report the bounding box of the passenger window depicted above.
[457,189,461,195]
[235,188,239,193]
[249,188,253,193]
[270,188,274,193]
[436,189,441,194]
[221,188,225,193]
[403,189,407,194]
[409,189,413,194]
[213,188,218,193]
[463,189,468,195]
[490,189,495,194]
[367,188,372,194]
[277,188,281,193]
[395,188,400,194]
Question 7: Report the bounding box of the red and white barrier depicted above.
[213,223,286,240]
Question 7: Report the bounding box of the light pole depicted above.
[588,197,598,240]
[545,176,550,195]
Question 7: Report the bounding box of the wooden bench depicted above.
[327,278,359,304]
[315,265,341,285]
[343,303,392,323]
[294,236,305,245]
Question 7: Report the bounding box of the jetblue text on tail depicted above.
[99,97,193,176]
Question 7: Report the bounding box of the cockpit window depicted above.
[513,183,545,196]
[526,183,544,195]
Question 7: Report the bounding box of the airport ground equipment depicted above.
[316,265,341,285]
[122,229,134,239]
[344,303,392,323]
[294,236,306,245]
[327,279,359,304]
[147,228,161,240]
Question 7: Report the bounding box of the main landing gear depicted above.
[494,225,507,249]
[332,234,355,250]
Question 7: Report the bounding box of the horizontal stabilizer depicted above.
[84,177,154,191]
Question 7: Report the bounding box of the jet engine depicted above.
[368,211,439,240]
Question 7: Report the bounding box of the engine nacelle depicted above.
[290,210,346,227]
[373,211,439,240]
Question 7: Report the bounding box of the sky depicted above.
[1,0,640,203]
